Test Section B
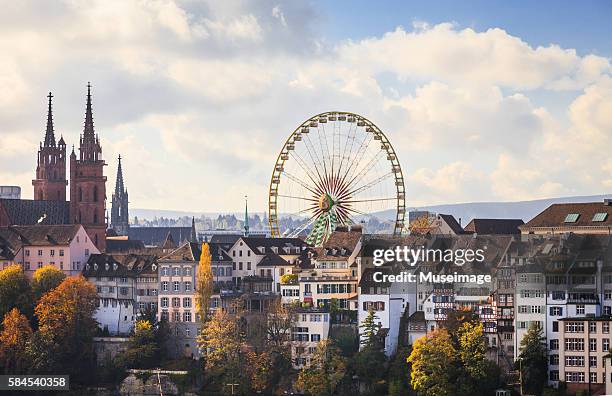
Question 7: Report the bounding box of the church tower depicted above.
[33,92,67,201]
[70,83,107,251]
[110,155,129,235]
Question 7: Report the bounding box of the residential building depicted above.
[291,308,331,368]
[521,200,612,235]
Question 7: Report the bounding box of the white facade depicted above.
[291,310,330,368]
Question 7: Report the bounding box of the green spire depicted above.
[244,195,250,237]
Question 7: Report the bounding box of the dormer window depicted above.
[258,247,265,254]
[105,263,109,271]
[564,213,580,223]
[94,263,98,270]
[593,213,608,222]
[113,263,118,271]
[152,264,157,271]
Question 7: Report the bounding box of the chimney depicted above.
[604,199,612,206]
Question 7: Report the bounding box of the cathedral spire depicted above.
[115,154,125,195]
[243,195,250,237]
[44,92,55,147]
[190,216,197,243]
[83,82,95,138]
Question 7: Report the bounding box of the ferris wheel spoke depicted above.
[277,194,319,202]
[344,149,386,192]
[289,151,326,195]
[342,197,397,204]
[342,206,395,225]
[302,133,327,183]
[338,122,358,180]
[282,170,320,196]
[315,124,331,179]
[288,213,322,238]
[339,133,374,188]
[339,172,394,200]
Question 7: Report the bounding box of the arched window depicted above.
[93,212,98,223]
[79,187,83,202]
[94,234,98,246]
[93,186,98,202]
[39,191,43,200]
[79,211,82,223]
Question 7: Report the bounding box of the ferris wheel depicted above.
[268,111,406,246]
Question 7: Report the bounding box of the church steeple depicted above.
[190,216,197,243]
[110,154,129,236]
[115,155,124,196]
[79,82,102,162]
[243,195,250,237]
[44,92,55,147]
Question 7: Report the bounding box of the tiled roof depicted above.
[83,253,158,277]
[0,199,69,226]
[257,252,291,267]
[241,236,309,255]
[160,241,200,261]
[106,238,146,253]
[522,202,612,229]
[0,224,81,248]
[127,226,193,247]
[208,242,232,262]
[464,218,524,235]
[438,214,465,234]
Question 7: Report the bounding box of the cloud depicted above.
[0,1,610,213]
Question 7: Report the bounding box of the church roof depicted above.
[0,199,70,226]
[127,226,193,247]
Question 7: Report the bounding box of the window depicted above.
[183,298,192,308]
[590,356,597,368]
[38,250,43,256]
[173,311,181,322]
[592,212,608,222]
[247,262,251,270]
[604,338,610,352]
[552,321,558,332]
[173,281,180,292]
[550,355,559,365]
[549,371,559,381]
[550,307,563,316]
[565,338,584,351]
[565,322,585,333]
[564,213,580,223]
[362,301,385,311]
[173,267,180,276]
[565,371,584,382]
[565,356,584,367]
[184,312,192,322]
[162,281,168,291]
[311,334,321,342]
[172,297,180,308]
[161,297,169,308]
[590,372,597,384]
[119,287,128,296]
[50,249,55,257]
[576,305,585,315]
[184,281,192,292]
[59,249,64,257]
[162,267,169,276]
[604,322,610,333]
[590,322,597,333]
[25,250,30,257]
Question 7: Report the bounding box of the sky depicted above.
[0,0,611,213]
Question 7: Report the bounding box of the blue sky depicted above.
[0,0,610,214]
[318,0,612,56]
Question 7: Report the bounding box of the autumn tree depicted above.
[34,276,98,380]
[0,308,32,374]
[517,322,547,395]
[408,329,456,396]
[198,307,248,392]
[114,320,160,369]
[0,265,32,321]
[195,243,214,321]
[297,340,347,396]
[31,265,66,301]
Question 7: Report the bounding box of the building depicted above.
[521,200,612,235]
[158,242,201,358]
[127,225,196,248]
[0,186,21,200]
[291,308,331,368]
[0,224,99,276]
[83,254,137,335]
[558,317,610,395]
[69,83,107,251]
[110,155,129,236]
[32,93,68,202]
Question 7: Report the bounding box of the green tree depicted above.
[456,322,493,394]
[359,308,382,346]
[31,265,66,301]
[0,265,32,321]
[296,340,347,396]
[517,322,547,395]
[114,320,160,369]
[0,308,32,374]
[34,276,98,381]
[195,243,213,321]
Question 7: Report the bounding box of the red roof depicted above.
[523,202,612,229]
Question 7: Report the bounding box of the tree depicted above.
[195,243,214,321]
[114,320,160,369]
[280,273,298,284]
[31,265,66,301]
[34,276,98,381]
[0,308,32,374]
[407,329,456,396]
[517,322,547,395]
[296,340,347,396]
[359,308,382,346]
[198,307,247,391]
[456,322,491,394]
[0,265,32,321]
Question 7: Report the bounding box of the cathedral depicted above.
[2,83,108,251]
[110,154,129,235]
